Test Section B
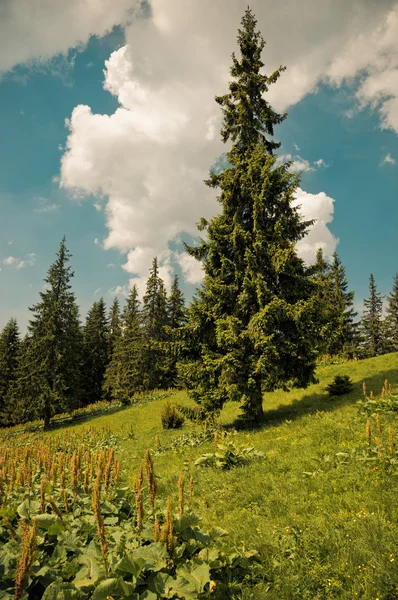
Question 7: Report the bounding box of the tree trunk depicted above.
[43,411,51,431]
[242,379,264,422]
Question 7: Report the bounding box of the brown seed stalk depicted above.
[366,419,372,446]
[388,425,394,455]
[92,474,109,578]
[188,476,194,512]
[376,413,382,435]
[14,518,37,599]
[178,473,184,518]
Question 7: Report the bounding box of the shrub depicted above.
[195,433,265,470]
[161,401,185,429]
[326,375,354,396]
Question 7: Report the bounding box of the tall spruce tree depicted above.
[108,298,121,358]
[167,275,188,329]
[82,298,109,405]
[329,252,359,357]
[10,237,83,428]
[383,273,398,353]
[165,275,188,387]
[309,248,339,355]
[141,258,168,389]
[103,286,144,401]
[360,273,384,358]
[0,318,20,424]
[179,8,323,420]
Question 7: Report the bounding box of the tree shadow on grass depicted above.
[48,404,127,432]
[229,367,398,431]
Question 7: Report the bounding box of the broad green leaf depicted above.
[42,580,85,600]
[139,591,158,600]
[115,554,146,578]
[35,513,63,534]
[91,577,136,599]
[17,500,29,519]
[173,561,211,596]
[130,542,167,572]
[75,542,105,584]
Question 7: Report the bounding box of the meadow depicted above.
[1,353,398,599]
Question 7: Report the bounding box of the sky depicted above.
[0,0,398,332]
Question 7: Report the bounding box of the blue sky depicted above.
[0,0,397,332]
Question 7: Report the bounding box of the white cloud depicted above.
[293,143,300,151]
[94,287,101,296]
[108,284,128,297]
[3,253,36,269]
[382,152,396,165]
[93,202,103,211]
[326,5,398,133]
[277,153,312,172]
[314,158,329,168]
[174,252,204,284]
[293,188,339,264]
[59,0,389,292]
[0,0,136,75]
[34,196,59,213]
[94,237,101,246]
[278,153,330,173]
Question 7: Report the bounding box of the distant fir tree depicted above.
[359,273,384,358]
[108,297,121,357]
[308,248,340,355]
[329,252,359,357]
[384,273,398,352]
[167,275,188,329]
[10,237,83,428]
[0,318,20,424]
[179,8,323,421]
[82,298,109,405]
[103,286,144,401]
[141,257,168,389]
[164,274,188,387]
[103,297,122,400]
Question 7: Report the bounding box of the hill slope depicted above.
[2,353,398,598]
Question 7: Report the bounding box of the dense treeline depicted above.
[0,7,395,428]
[0,243,187,428]
[0,233,394,429]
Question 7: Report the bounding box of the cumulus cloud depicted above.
[382,152,396,165]
[326,4,398,134]
[3,253,36,269]
[0,0,137,75]
[58,0,391,292]
[293,188,339,264]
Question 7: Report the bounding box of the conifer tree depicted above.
[103,286,143,401]
[329,252,359,357]
[0,318,20,424]
[383,273,398,352]
[141,258,168,389]
[108,297,121,357]
[308,248,339,355]
[179,8,323,420]
[167,275,188,329]
[82,298,109,405]
[10,237,83,428]
[360,273,384,358]
[164,275,188,387]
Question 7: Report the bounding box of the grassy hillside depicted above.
[2,353,398,598]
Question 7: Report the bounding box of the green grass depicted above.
[11,353,398,598]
